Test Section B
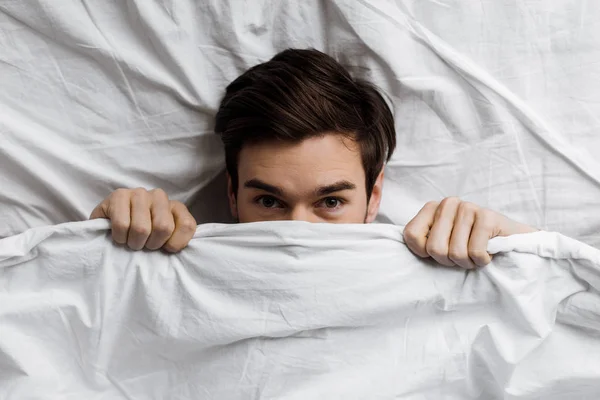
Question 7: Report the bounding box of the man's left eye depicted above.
[321,197,342,209]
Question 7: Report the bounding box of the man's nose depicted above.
[288,207,315,222]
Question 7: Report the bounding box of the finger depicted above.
[426,197,461,267]
[468,209,495,267]
[163,201,197,253]
[127,188,152,250]
[145,189,175,250]
[403,201,439,258]
[92,189,131,244]
[497,217,539,236]
[448,202,478,269]
[89,201,108,220]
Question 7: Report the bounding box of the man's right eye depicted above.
[256,196,283,209]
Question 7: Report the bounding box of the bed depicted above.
[1,1,600,398]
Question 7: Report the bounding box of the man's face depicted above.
[228,133,384,223]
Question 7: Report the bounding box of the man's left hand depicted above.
[403,197,538,269]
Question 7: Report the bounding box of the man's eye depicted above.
[258,196,282,208]
[321,197,343,209]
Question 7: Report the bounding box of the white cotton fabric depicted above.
[1,220,599,399]
[1,0,600,247]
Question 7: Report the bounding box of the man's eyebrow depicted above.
[243,179,284,196]
[315,180,356,196]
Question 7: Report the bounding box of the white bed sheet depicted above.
[1,0,599,244]
[1,221,600,399]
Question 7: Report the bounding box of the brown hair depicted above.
[214,48,396,200]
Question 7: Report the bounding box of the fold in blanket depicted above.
[1,220,599,399]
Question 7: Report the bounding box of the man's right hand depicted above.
[90,188,197,252]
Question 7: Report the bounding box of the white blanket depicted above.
[1,221,599,399]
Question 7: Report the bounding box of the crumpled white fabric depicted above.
[1,220,599,399]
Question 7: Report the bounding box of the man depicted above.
[90,49,537,270]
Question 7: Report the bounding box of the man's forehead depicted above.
[235,134,366,195]
[238,134,363,168]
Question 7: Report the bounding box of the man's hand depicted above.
[90,188,197,252]
[404,197,538,269]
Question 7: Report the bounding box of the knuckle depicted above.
[458,201,478,214]
[150,188,168,199]
[111,218,130,231]
[402,226,419,243]
[112,188,129,197]
[424,200,439,209]
[153,219,175,235]
[440,196,461,208]
[448,248,467,262]
[170,199,186,209]
[129,244,145,252]
[411,250,430,259]
[144,240,163,251]
[112,236,126,245]
[162,243,180,253]
[132,187,149,198]
[130,224,151,237]
[179,217,197,233]
[425,242,446,259]
[110,188,130,202]
[468,248,489,260]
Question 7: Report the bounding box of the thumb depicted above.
[89,202,109,220]
[497,214,539,237]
